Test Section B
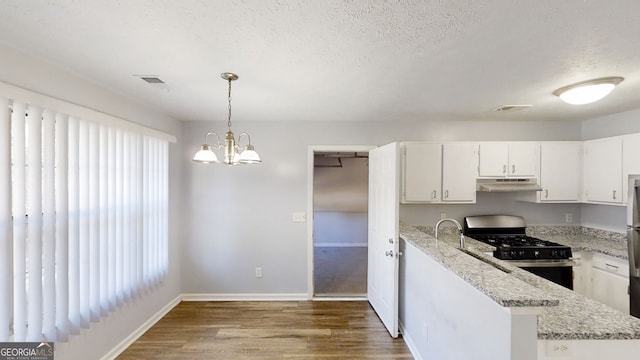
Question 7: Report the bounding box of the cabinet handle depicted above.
[432,190,437,199]
[605,263,619,272]
[545,189,548,199]
[502,165,507,174]
[512,164,516,174]
[613,190,616,200]
[444,190,449,199]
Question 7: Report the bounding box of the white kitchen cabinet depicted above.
[583,137,623,204]
[539,142,582,202]
[623,133,640,203]
[401,142,477,203]
[442,143,478,203]
[590,253,629,314]
[478,142,538,178]
[402,142,441,203]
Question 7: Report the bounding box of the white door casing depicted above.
[367,142,400,338]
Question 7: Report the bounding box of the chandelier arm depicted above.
[236,132,252,148]
[204,132,222,148]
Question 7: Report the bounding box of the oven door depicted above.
[504,259,575,290]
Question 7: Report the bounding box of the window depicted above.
[0,94,170,342]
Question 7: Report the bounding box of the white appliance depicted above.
[628,175,640,318]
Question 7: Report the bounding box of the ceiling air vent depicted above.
[494,104,532,112]
[139,76,165,84]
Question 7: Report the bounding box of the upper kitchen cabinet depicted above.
[623,133,640,200]
[402,142,441,203]
[441,143,478,203]
[478,142,538,178]
[401,142,478,203]
[583,137,623,204]
[539,142,582,202]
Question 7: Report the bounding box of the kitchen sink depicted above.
[459,248,512,273]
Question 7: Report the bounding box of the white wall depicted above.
[313,157,368,246]
[401,192,583,227]
[581,108,640,140]
[0,44,183,360]
[181,119,581,296]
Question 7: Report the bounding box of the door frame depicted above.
[306,145,376,300]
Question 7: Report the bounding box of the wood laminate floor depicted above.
[117,301,413,359]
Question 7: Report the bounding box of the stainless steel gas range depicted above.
[463,215,575,290]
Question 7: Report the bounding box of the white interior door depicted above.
[368,142,400,338]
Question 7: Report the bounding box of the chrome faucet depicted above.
[435,218,465,248]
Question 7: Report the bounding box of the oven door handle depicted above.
[504,259,577,268]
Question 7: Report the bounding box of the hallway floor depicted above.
[314,246,367,296]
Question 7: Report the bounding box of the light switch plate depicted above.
[292,212,306,223]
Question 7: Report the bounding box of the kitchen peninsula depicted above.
[398,223,640,360]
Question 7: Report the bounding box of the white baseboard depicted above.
[314,242,368,247]
[398,320,422,360]
[312,296,367,301]
[180,293,309,301]
[100,294,181,360]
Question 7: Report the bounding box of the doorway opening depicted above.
[307,146,374,299]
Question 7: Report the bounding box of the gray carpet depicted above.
[314,246,367,296]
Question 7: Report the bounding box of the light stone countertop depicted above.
[401,223,640,340]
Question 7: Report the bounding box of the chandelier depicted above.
[192,72,262,165]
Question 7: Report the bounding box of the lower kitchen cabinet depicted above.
[590,253,629,314]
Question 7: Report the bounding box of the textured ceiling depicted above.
[0,0,639,123]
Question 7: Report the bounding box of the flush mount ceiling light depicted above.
[552,76,624,105]
[192,72,262,165]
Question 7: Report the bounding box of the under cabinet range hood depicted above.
[476,178,542,192]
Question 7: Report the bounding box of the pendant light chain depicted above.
[227,78,233,130]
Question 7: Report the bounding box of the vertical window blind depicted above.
[0,95,169,343]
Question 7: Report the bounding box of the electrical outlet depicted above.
[440,213,447,220]
[255,267,263,278]
[565,213,573,223]
[545,340,571,357]
[292,212,306,223]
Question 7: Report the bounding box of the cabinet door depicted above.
[402,143,441,203]
[478,142,508,177]
[508,142,538,177]
[623,133,640,203]
[478,142,537,177]
[592,267,630,314]
[583,137,623,203]
[591,253,630,314]
[442,143,478,202]
[540,142,582,202]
